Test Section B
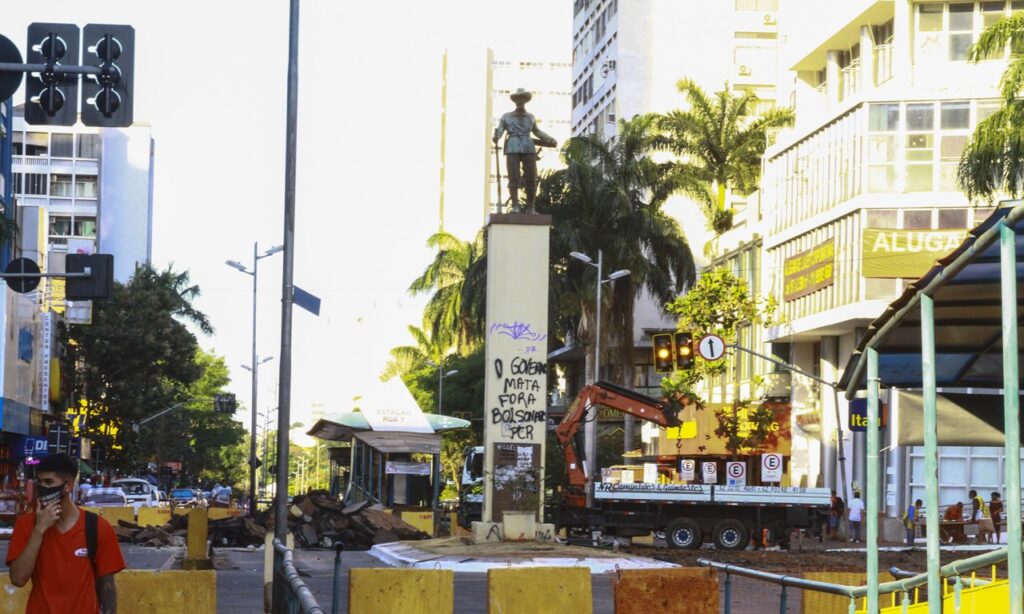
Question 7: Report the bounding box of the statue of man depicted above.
[492,88,557,212]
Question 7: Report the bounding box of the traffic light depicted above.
[65,254,114,300]
[675,332,694,370]
[81,24,134,127]
[214,393,237,414]
[653,333,674,372]
[25,23,80,126]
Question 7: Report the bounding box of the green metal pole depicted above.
[867,348,880,613]
[920,294,941,614]
[1000,223,1022,613]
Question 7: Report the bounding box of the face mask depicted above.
[38,482,66,506]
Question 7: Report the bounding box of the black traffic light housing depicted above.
[25,23,80,126]
[66,253,114,300]
[653,333,674,373]
[675,332,694,370]
[214,393,237,414]
[81,24,134,127]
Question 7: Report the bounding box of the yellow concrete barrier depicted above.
[137,507,172,527]
[98,506,135,527]
[400,510,434,534]
[488,567,592,613]
[802,572,893,614]
[349,568,454,614]
[207,507,241,520]
[0,570,215,613]
[612,567,718,614]
[183,508,212,570]
[172,506,192,516]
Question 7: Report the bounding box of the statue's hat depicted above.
[510,88,532,103]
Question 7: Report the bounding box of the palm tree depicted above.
[408,231,487,354]
[539,114,697,388]
[958,14,1024,199]
[128,263,214,335]
[380,324,449,382]
[657,79,794,234]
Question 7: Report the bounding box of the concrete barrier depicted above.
[137,507,172,527]
[98,506,135,527]
[207,507,241,521]
[488,567,592,613]
[399,511,434,535]
[0,570,216,613]
[349,568,454,614]
[612,568,718,613]
[182,508,212,570]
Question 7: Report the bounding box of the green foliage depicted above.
[65,264,215,472]
[380,325,449,382]
[408,231,487,353]
[656,79,794,234]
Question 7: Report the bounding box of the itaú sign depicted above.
[862,228,968,279]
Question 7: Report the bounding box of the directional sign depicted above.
[679,459,695,481]
[761,453,783,482]
[726,461,746,486]
[697,334,726,361]
[702,461,718,484]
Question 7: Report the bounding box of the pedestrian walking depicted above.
[989,492,1003,544]
[848,491,864,543]
[7,454,126,613]
[902,499,922,547]
[827,490,845,540]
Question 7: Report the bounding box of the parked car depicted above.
[169,488,200,508]
[156,490,170,508]
[111,478,159,511]
[81,487,129,508]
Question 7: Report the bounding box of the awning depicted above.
[306,412,470,442]
[841,200,1024,396]
[354,431,442,455]
[890,390,1013,446]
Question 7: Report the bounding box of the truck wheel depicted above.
[713,519,749,551]
[665,518,702,550]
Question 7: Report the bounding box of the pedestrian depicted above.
[848,491,864,543]
[77,475,93,505]
[990,492,1003,544]
[943,502,965,543]
[828,490,845,540]
[7,453,126,613]
[902,499,922,547]
[970,489,994,543]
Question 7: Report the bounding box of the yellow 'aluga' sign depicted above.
[861,228,968,279]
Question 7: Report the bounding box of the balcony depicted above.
[840,60,861,102]
[874,42,894,85]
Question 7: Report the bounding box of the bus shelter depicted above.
[841,200,1024,613]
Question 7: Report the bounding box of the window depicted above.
[75,176,98,198]
[905,103,935,192]
[50,175,73,198]
[867,209,899,228]
[77,134,100,159]
[904,209,934,229]
[12,132,23,155]
[939,208,968,228]
[940,101,970,189]
[919,3,944,32]
[49,216,71,236]
[50,134,73,158]
[73,217,97,237]
[25,133,48,156]
[949,3,976,60]
[868,104,899,192]
[23,173,47,195]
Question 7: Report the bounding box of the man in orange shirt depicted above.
[7,454,125,613]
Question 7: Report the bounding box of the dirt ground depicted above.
[413,536,628,559]
[624,539,1008,576]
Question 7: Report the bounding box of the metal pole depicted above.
[724,573,732,614]
[433,366,443,511]
[833,386,851,511]
[275,0,301,542]
[331,544,344,614]
[1000,222,1023,613]
[249,241,259,516]
[584,249,602,508]
[867,347,880,614]
[920,294,941,614]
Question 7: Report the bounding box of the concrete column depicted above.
[482,214,551,525]
[893,0,912,85]
[820,337,839,491]
[825,50,841,108]
[859,25,875,92]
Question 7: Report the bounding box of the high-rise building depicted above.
[438,47,572,242]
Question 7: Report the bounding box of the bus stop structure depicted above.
[842,200,1024,613]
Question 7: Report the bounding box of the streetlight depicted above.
[569,249,630,507]
[226,242,283,516]
[427,363,459,518]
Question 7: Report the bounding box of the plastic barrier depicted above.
[613,567,718,613]
[488,567,592,613]
[207,507,241,521]
[0,569,216,613]
[137,507,172,527]
[98,506,135,527]
[348,568,453,614]
[399,511,434,534]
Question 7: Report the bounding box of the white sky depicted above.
[4,1,572,433]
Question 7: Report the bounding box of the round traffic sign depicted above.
[4,258,40,294]
[0,35,24,101]
[763,454,781,471]
[727,462,745,478]
[697,334,726,361]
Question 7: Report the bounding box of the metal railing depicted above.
[272,538,325,614]
[698,544,1016,614]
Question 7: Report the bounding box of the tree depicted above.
[660,268,777,458]
[65,264,215,471]
[539,115,697,388]
[380,325,450,383]
[958,14,1024,199]
[408,231,487,353]
[657,79,794,234]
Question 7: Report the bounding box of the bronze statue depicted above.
[492,88,557,213]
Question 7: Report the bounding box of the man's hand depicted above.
[35,500,61,534]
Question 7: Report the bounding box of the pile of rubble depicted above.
[287,490,430,550]
[112,513,268,548]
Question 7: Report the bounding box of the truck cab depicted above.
[457,446,484,529]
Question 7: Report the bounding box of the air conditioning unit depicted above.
[600,60,617,77]
[738,64,752,76]
[606,113,616,123]
[763,13,777,25]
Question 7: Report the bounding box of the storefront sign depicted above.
[848,398,887,432]
[385,461,432,475]
[655,402,792,457]
[861,228,968,278]
[783,239,835,301]
[360,405,433,434]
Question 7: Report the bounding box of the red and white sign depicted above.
[761,453,783,482]
[702,461,718,484]
[726,461,746,486]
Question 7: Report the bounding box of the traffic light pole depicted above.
[0,62,101,75]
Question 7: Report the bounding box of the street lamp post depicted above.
[226,242,283,515]
[569,249,630,507]
[428,363,459,516]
